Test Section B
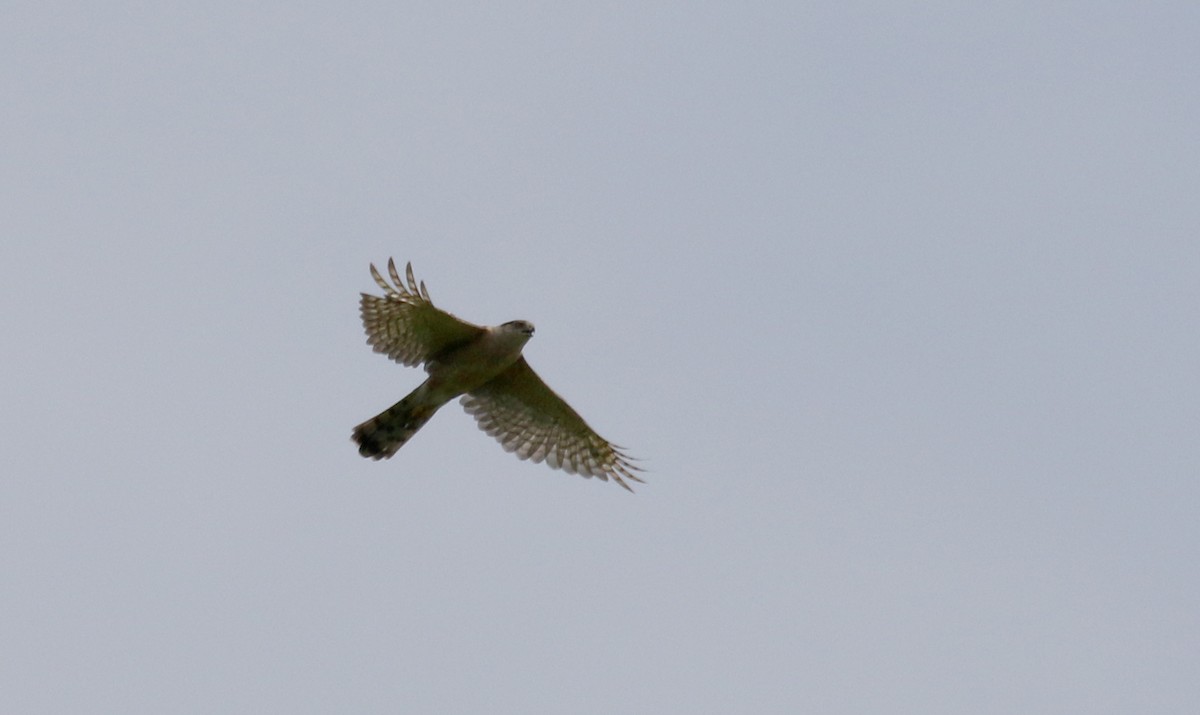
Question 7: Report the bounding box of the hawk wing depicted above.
[461,358,644,491]
[360,259,485,368]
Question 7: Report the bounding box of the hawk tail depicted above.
[353,389,443,460]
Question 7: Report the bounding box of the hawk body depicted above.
[353,260,642,491]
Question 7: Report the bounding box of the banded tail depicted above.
[353,389,444,459]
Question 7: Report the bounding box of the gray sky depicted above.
[3,2,1198,713]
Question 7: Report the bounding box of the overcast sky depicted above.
[3,2,1198,713]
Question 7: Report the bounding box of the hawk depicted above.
[352,259,643,491]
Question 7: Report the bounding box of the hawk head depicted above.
[500,320,535,337]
